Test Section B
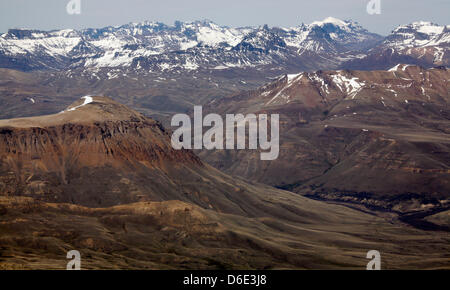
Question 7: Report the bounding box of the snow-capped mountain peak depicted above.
[310,17,349,28]
[285,17,382,53]
[385,21,449,49]
[394,21,445,35]
[343,20,449,70]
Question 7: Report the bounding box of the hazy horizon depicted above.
[0,0,449,35]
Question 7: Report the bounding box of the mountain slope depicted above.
[0,19,447,79]
[1,96,449,269]
[199,65,450,213]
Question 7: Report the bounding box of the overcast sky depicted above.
[0,0,448,35]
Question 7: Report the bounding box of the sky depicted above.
[0,0,448,35]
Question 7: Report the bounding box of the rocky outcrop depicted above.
[200,66,450,212]
[0,97,204,207]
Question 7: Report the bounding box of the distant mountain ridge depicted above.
[344,21,450,69]
[1,18,448,74]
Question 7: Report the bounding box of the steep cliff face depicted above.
[0,120,200,173]
[0,96,204,207]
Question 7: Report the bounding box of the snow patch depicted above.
[402,64,412,71]
[264,73,303,106]
[287,73,302,83]
[311,17,347,28]
[331,73,365,99]
[67,96,94,112]
[388,64,401,72]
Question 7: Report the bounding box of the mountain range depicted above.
[0,17,448,74]
[0,17,448,124]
